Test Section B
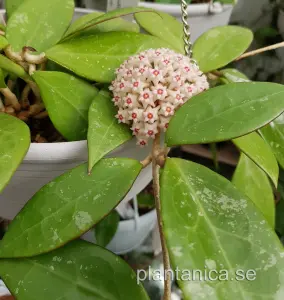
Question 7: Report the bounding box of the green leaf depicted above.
[0,36,8,50]
[95,210,120,247]
[166,82,284,146]
[232,154,275,228]
[5,0,25,18]
[0,158,142,258]
[0,240,149,300]
[161,158,284,300]
[0,113,30,193]
[137,192,155,209]
[192,26,253,73]
[0,54,30,81]
[6,0,74,52]
[260,113,284,169]
[233,132,279,187]
[46,32,174,83]
[65,11,139,38]
[32,71,99,141]
[276,174,284,236]
[88,90,132,171]
[135,10,183,53]
[64,7,153,39]
[221,68,250,83]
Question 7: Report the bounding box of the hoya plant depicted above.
[0,0,284,299]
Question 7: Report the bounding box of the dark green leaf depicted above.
[233,132,279,187]
[65,11,139,38]
[95,210,120,247]
[88,90,132,171]
[135,10,183,53]
[260,113,284,169]
[6,0,74,52]
[161,158,284,299]
[137,192,155,209]
[0,240,149,300]
[33,71,98,141]
[46,32,174,83]
[193,26,253,73]
[0,69,6,88]
[276,176,284,236]
[0,158,142,258]
[64,7,153,39]
[233,154,275,227]
[0,113,30,192]
[0,54,30,81]
[5,0,25,18]
[166,82,284,146]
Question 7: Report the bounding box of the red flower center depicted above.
[157,89,163,95]
[134,128,139,133]
[140,140,146,146]
[126,98,132,104]
[120,83,124,89]
[147,113,153,119]
[119,115,123,120]
[148,130,154,136]
[143,93,149,99]
[153,70,160,76]
[133,82,139,87]
[132,113,137,119]
[139,68,145,74]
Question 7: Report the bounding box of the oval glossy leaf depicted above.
[0,158,142,258]
[260,113,284,169]
[0,114,30,193]
[33,71,99,141]
[166,82,284,146]
[0,54,30,81]
[0,240,149,300]
[65,11,139,38]
[161,158,284,300]
[233,132,279,187]
[64,7,153,39]
[135,10,183,53]
[192,26,253,73]
[233,154,275,228]
[6,0,74,52]
[5,0,25,18]
[0,36,8,50]
[95,210,120,247]
[88,90,132,171]
[46,32,173,83]
[221,68,250,83]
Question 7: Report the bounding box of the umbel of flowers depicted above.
[110,48,209,146]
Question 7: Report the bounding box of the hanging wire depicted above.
[180,0,192,58]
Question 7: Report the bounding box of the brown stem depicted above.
[0,87,21,111]
[236,41,284,61]
[141,154,152,168]
[20,84,31,109]
[28,64,36,75]
[33,110,48,119]
[29,103,45,116]
[0,97,4,112]
[4,45,23,62]
[23,49,46,64]
[152,132,171,300]
[7,79,15,92]
[27,80,42,103]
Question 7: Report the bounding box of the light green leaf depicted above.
[65,11,139,38]
[5,0,25,18]
[0,240,149,300]
[0,36,8,50]
[161,158,284,300]
[233,154,275,228]
[135,10,183,53]
[6,0,74,52]
[88,90,132,171]
[221,68,250,83]
[64,7,153,39]
[95,210,120,247]
[193,26,253,73]
[0,158,142,258]
[166,82,284,146]
[233,132,279,187]
[260,113,284,169]
[0,113,30,193]
[46,32,174,83]
[0,54,30,81]
[32,71,98,141]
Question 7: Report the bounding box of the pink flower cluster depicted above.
[109,48,209,146]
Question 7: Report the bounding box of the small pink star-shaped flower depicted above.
[131,123,144,136]
[148,68,164,84]
[116,109,129,124]
[139,88,155,108]
[136,134,148,147]
[123,94,139,108]
[129,108,144,123]
[144,106,159,124]
[144,122,158,138]
[152,84,168,101]
[159,116,170,132]
[160,102,175,117]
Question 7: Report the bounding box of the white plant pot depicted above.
[0,8,155,254]
[138,2,234,42]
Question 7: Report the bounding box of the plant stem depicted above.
[0,87,21,111]
[210,143,219,172]
[141,154,152,168]
[152,132,171,300]
[20,84,31,109]
[236,41,284,61]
